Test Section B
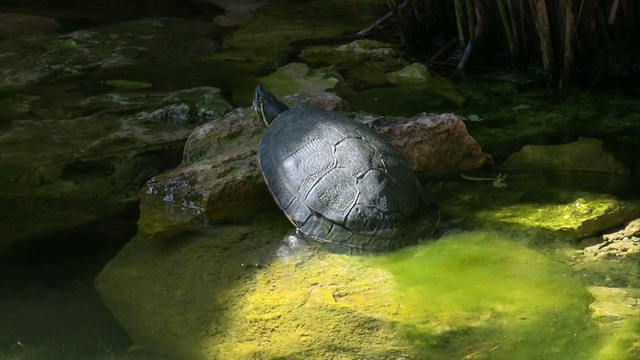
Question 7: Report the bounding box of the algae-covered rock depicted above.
[258,62,339,97]
[476,194,640,238]
[96,228,600,360]
[301,39,409,86]
[302,39,399,68]
[436,171,640,239]
[502,137,629,174]
[0,87,232,247]
[385,63,467,106]
[222,1,380,64]
[0,18,220,88]
[385,62,433,86]
[587,286,640,360]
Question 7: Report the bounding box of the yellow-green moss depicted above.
[370,231,598,359]
[476,196,621,235]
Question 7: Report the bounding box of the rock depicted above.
[437,171,640,239]
[0,18,220,88]
[588,286,639,319]
[587,286,640,359]
[139,94,491,236]
[302,39,399,68]
[384,63,467,105]
[0,87,232,247]
[603,218,640,241]
[221,1,381,64]
[95,230,597,360]
[502,137,629,174]
[385,62,432,86]
[209,0,270,27]
[0,13,59,37]
[582,218,640,261]
[258,63,340,98]
[363,113,493,178]
[302,39,409,86]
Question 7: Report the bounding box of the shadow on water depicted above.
[0,0,224,32]
[0,208,139,359]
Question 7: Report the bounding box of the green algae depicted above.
[369,231,599,359]
[57,38,80,50]
[435,171,640,239]
[595,316,640,360]
[474,194,627,237]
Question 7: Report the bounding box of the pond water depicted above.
[0,1,639,359]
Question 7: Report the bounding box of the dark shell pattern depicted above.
[258,104,425,251]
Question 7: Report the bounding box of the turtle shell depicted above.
[258,104,425,251]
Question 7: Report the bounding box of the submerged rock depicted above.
[582,218,640,261]
[258,62,340,97]
[436,171,640,239]
[385,62,432,86]
[0,87,232,247]
[0,18,220,87]
[385,63,467,106]
[302,39,399,68]
[0,13,59,38]
[502,137,629,174]
[221,1,381,64]
[587,286,640,360]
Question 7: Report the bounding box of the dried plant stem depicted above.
[562,0,575,84]
[454,0,466,48]
[608,0,620,24]
[383,0,636,85]
[532,0,555,80]
[465,0,477,44]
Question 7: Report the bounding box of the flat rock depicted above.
[0,87,232,247]
[502,137,629,174]
[96,230,600,359]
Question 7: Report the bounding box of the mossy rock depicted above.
[96,226,606,359]
[502,137,629,174]
[434,171,640,239]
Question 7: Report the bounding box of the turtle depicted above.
[253,85,427,251]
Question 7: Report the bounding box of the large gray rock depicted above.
[219,0,384,65]
[139,93,492,236]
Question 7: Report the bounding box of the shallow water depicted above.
[0,0,639,359]
[371,231,597,360]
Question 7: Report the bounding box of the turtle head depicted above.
[253,85,289,127]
